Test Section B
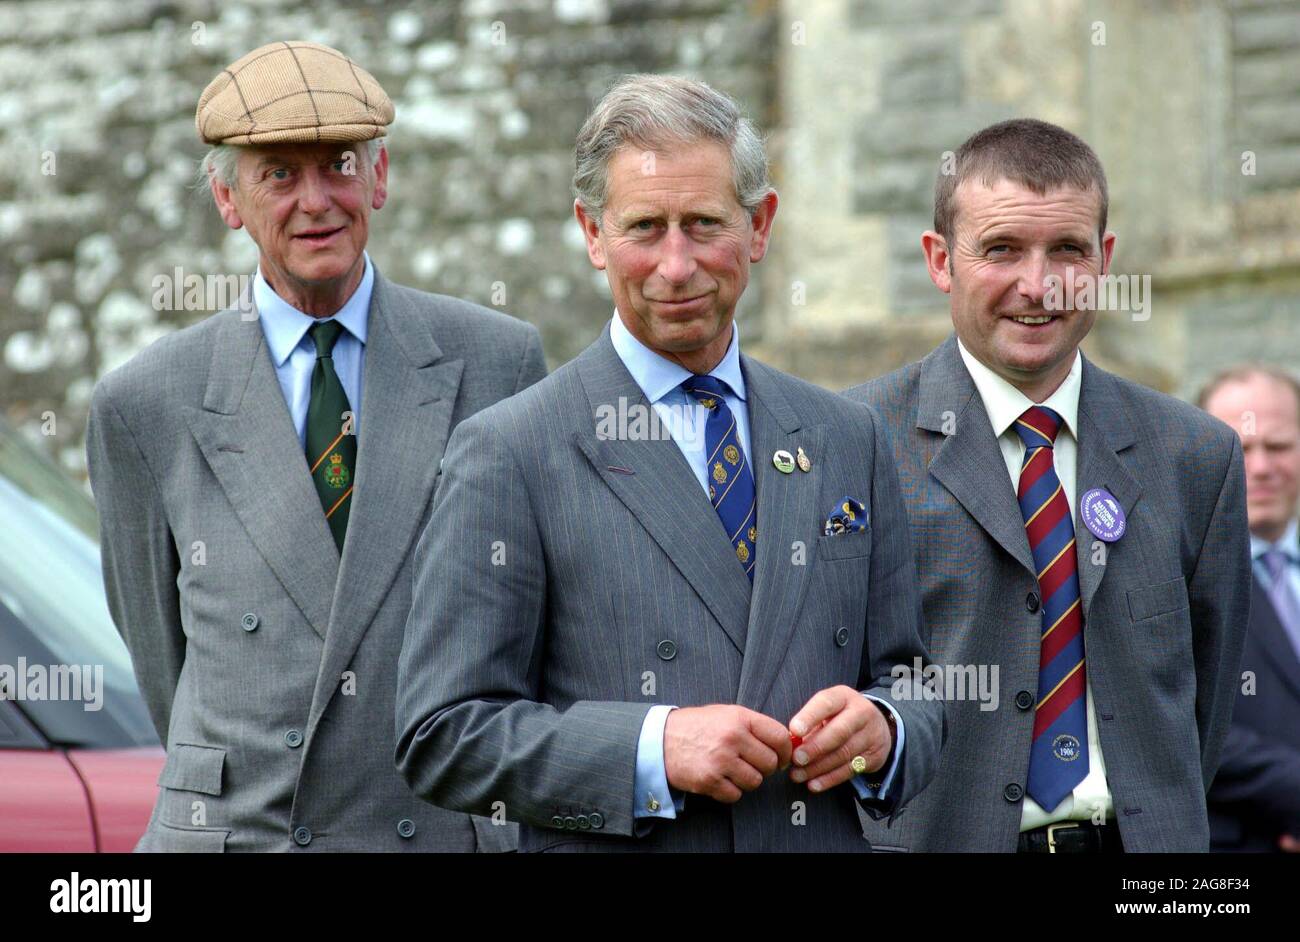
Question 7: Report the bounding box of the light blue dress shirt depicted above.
[255,253,373,445]
[608,313,905,819]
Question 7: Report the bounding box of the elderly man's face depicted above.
[1204,374,1300,542]
[575,141,776,371]
[922,178,1115,400]
[212,142,387,301]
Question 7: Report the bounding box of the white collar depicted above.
[957,337,1081,442]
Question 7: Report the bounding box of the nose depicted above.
[297,167,331,215]
[1243,443,1272,481]
[656,225,697,286]
[1015,251,1049,307]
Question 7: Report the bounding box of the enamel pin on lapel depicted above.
[773,450,795,474]
[796,446,811,472]
[1080,487,1126,542]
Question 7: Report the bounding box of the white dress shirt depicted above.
[956,339,1114,830]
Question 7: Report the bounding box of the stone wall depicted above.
[2,0,1298,477]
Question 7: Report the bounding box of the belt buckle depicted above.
[1046,821,1081,853]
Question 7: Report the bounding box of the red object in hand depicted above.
[790,732,803,749]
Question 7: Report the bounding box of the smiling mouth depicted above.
[1007,313,1058,326]
[294,227,343,243]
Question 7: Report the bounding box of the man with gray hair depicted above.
[86,41,546,851]
[396,74,943,851]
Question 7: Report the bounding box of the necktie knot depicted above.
[308,319,346,358]
[1262,548,1294,584]
[1014,405,1063,450]
[682,374,731,410]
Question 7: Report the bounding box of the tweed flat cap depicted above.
[196,41,394,146]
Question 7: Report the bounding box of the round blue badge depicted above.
[1080,487,1126,543]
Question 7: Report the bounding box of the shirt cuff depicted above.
[851,695,905,802]
[634,704,684,819]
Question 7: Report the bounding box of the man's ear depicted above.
[1100,230,1116,276]
[370,145,389,210]
[210,171,243,231]
[748,190,779,263]
[574,199,605,270]
[921,231,952,294]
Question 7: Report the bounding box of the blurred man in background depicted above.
[1202,366,1300,852]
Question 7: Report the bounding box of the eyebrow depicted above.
[613,207,730,224]
[979,231,1093,247]
[253,151,349,168]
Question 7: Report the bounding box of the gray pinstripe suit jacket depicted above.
[395,327,944,852]
[86,270,546,851]
[845,334,1251,852]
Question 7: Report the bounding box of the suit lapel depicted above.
[183,295,338,640]
[573,330,752,655]
[1073,360,1142,619]
[308,273,463,734]
[1249,575,1300,701]
[735,359,821,711]
[920,336,1035,576]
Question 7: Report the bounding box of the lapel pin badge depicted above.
[1080,487,1126,542]
[773,449,795,474]
[796,446,811,472]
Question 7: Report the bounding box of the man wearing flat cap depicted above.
[86,41,546,852]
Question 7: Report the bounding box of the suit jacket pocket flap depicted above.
[1127,577,1189,622]
[158,742,225,796]
[818,529,873,561]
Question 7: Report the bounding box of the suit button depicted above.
[1015,690,1034,710]
[1026,593,1040,613]
[576,814,591,830]
[563,816,578,830]
[284,729,303,748]
[834,626,850,647]
[550,815,564,828]
[397,818,416,839]
[293,826,312,846]
[589,812,604,829]
[241,612,259,631]
[656,640,677,661]
[1004,783,1024,802]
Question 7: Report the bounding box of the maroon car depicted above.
[0,420,162,851]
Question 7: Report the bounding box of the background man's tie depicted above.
[305,320,356,551]
[1014,405,1089,811]
[1261,548,1300,659]
[682,375,757,582]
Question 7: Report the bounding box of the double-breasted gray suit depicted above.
[395,327,944,852]
[86,270,546,851]
[845,335,1251,852]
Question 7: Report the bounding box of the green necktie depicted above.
[304,320,356,551]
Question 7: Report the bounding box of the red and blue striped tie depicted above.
[1014,405,1089,812]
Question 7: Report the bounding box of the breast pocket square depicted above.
[823,495,868,535]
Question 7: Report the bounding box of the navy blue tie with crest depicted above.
[681,375,757,581]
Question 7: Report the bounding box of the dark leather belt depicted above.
[1018,820,1124,853]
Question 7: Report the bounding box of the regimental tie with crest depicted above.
[1013,405,1089,812]
[682,375,757,581]
[305,320,356,551]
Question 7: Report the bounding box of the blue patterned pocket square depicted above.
[823,496,868,536]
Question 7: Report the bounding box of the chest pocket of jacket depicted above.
[1127,577,1188,622]
[817,528,873,562]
